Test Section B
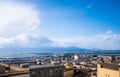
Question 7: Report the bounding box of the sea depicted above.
[0,51,120,58]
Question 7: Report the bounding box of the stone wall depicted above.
[2,63,28,71]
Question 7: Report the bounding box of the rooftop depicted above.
[29,65,64,69]
[100,63,120,70]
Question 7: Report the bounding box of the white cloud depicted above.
[51,31,120,50]
[106,30,113,34]
[0,1,119,50]
[0,0,40,37]
[86,4,92,9]
[0,31,120,50]
[0,34,52,48]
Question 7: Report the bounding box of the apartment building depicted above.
[97,63,120,77]
[29,65,64,77]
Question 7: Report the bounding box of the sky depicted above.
[0,0,120,50]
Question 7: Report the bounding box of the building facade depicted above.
[29,65,64,77]
[97,63,120,77]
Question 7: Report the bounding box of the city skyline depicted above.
[0,0,120,50]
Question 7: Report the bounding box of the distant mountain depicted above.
[0,47,87,53]
[90,49,120,54]
[0,47,120,54]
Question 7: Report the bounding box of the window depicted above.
[55,68,58,73]
[50,69,53,75]
[106,74,107,77]
[39,71,41,76]
[32,71,35,74]
[106,74,110,77]
[31,71,36,77]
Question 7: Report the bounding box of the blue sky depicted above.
[0,0,120,49]
[28,0,120,37]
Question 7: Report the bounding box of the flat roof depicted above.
[29,65,64,69]
[99,63,120,70]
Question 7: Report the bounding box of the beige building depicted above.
[97,63,120,77]
[29,65,64,77]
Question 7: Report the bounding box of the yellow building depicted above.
[97,63,120,77]
[65,62,73,69]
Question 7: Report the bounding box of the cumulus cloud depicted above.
[0,31,120,50]
[0,1,119,50]
[51,31,120,50]
[0,0,40,37]
[0,34,53,48]
[0,0,43,48]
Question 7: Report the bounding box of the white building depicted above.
[74,54,79,60]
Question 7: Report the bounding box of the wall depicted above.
[30,66,64,77]
[2,63,28,71]
[97,64,120,77]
